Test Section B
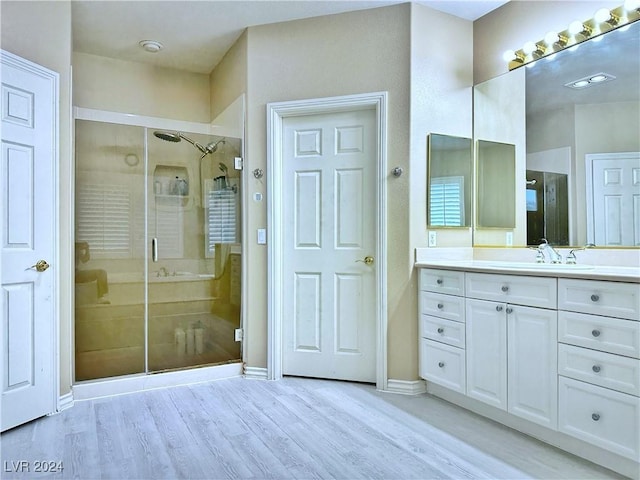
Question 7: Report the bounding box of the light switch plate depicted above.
[257,228,266,244]
[506,231,513,246]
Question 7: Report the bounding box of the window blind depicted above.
[207,189,237,251]
[429,176,465,227]
[76,183,131,256]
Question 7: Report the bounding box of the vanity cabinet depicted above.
[465,273,557,428]
[557,278,640,461]
[418,264,639,476]
[418,269,466,394]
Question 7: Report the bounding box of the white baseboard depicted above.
[57,392,75,412]
[72,362,243,400]
[244,366,268,379]
[384,378,427,395]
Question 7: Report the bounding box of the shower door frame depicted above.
[73,106,245,386]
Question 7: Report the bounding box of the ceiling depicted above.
[71,1,509,74]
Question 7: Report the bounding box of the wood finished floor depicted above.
[0,376,623,480]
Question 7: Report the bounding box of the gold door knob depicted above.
[356,256,374,266]
[30,260,50,272]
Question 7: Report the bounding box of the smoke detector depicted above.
[139,40,163,53]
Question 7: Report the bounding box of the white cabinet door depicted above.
[466,298,507,410]
[508,305,558,429]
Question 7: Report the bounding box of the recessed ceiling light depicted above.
[139,40,163,53]
[564,72,616,89]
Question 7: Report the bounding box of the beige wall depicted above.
[210,32,248,122]
[236,4,474,380]
[241,4,411,373]
[474,0,620,84]
[408,3,473,377]
[73,52,211,122]
[1,0,74,396]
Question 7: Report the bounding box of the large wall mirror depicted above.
[427,134,472,227]
[474,20,639,248]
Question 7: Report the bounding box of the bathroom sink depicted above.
[481,261,594,271]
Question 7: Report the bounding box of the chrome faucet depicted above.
[566,243,595,264]
[538,238,563,264]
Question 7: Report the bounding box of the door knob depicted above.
[29,260,50,272]
[356,256,374,266]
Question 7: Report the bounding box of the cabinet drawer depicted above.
[419,268,465,296]
[558,311,640,358]
[419,339,465,394]
[420,315,465,349]
[559,344,640,396]
[559,376,640,460]
[558,278,639,321]
[465,272,557,309]
[420,292,465,322]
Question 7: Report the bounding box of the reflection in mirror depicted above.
[526,170,568,245]
[427,134,472,227]
[477,140,516,228]
[526,21,640,247]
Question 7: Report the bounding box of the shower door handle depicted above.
[152,237,158,262]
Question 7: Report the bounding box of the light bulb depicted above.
[594,8,612,23]
[502,50,516,62]
[569,20,585,35]
[522,41,536,55]
[573,80,589,88]
[590,74,607,82]
[544,31,559,45]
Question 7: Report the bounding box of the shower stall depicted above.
[74,111,243,382]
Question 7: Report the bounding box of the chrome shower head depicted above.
[153,131,181,143]
[154,130,207,154]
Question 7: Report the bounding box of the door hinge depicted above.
[234,157,243,170]
[234,328,243,342]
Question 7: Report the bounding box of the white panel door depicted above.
[282,109,376,382]
[507,305,558,429]
[590,154,640,246]
[466,298,507,410]
[1,51,57,431]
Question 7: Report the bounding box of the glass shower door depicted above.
[146,130,242,372]
[74,120,146,381]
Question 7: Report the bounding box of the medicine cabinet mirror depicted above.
[427,133,473,227]
[476,140,516,229]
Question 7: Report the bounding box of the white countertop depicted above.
[415,260,640,283]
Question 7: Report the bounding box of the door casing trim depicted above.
[266,92,388,389]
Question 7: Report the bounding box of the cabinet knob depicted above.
[591,413,600,422]
[437,303,444,310]
[436,279,443,285]
[501,285,509,292]
[437,327,444,334]
[592,365,601,373]
[438,361,445,368]
[590,294,600,302]
[496,305,504,312]
[506,307,513,314]
[591,329,601,338]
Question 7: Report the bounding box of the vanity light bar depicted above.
[504,3,640,70]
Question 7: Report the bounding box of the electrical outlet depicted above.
[234,328,243,342]
[506,231,513,246]
[428,231,437,247]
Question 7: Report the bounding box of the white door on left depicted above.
[1,50,58,431]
